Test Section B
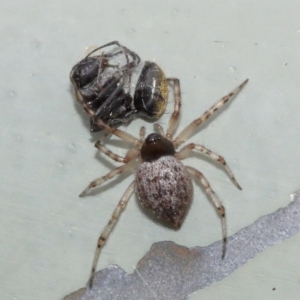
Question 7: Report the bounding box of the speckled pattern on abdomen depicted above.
[135,155,193,228]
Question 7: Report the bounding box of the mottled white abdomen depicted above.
[135,155,193,228]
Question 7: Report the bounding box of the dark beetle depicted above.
[70,41,169,132]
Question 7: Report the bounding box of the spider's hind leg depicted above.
[88,181,135,288]
[186,166,228,259]
[80,157,137,197]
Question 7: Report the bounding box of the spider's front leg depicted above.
[165,78,181,141]
[173,79,249,147]
[95,141,139,164]
[176,143,242,190]
[88,181,135,288]
[94,126,145,163]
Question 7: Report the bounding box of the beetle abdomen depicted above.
[134,61,168,118]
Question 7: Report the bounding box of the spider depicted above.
[79,78,249,287]
[70,41,169,132]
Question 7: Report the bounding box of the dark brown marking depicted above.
[218,157,225,164]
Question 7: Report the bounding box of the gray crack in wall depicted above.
[64,190,300,300]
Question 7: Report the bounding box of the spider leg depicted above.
[154,123,165,136]
[98,122,142,148]
[176,143,242,190]
[88,181,135,288]
[95,141,139,163]
[165,78,181,141]
[80,159,137,196]
[139,126,146,142]
[173,79,248,147]
[94,126,145,162]
[186,166,227,259]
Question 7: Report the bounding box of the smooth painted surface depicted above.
[1,1,300,299]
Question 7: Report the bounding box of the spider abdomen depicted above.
[135,156,193,228]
